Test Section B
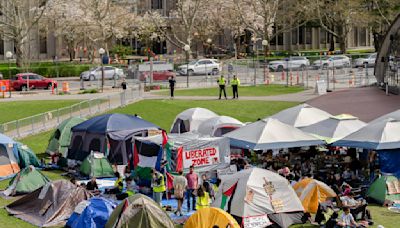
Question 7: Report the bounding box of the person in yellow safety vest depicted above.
[231,75,240,99]
[196,183,210,210]
[151,168,166,206]
[105,172,123,194]
[217,75,227,100]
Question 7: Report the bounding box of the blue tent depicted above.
[379,149,400,178]
[0,133,20,179]
[67,197,117,228]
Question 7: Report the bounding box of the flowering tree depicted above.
[134,12,166,55]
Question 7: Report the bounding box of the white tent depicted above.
[224,118,324,150]
[268,104,332,128]
[370,109,400,124]
[196,116,244,137]
[212,168,304,228]
[170,108,218,133]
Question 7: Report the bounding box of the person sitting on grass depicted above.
[105,172,123,194]
[337,207,358,227]
[341,192,371,221]
[86,176,101,195]
[196,183,210,210]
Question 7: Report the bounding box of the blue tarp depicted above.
[67,197,117,228]
[379,149,400,178]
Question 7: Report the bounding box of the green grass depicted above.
[0,100,80,124]
[155,85,304,98]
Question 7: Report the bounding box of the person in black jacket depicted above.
[169,76,176,98]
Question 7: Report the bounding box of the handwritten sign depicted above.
[315,80,327,95]
[243,215,272,228]
[183,147,220,168]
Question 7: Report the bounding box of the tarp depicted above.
[80,153,115,178]
[293,178,336,214]
[224,118,324,150]
[170,108,218,133]
[4,166,49,196]
[300,114,366,144]
[6,180,92,227]
[0,133,20,178]
[212,168,304,228]
[367,175,400,204]
[16,143,40,168]
[105,194,175,228]
[269,104,332,128]
[379,149,400,178]
[196,116,244,137]
[184,207,240,228]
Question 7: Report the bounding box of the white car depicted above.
[354,53,377,68]
[312,55,351,69]
[80,66,125,81]
[268,56,310,72]
[178,59,221,75]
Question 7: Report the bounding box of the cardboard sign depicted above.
[243,215,272,228]
[183,147,220,168]
[314,80,327,95]
[148,129,162,136]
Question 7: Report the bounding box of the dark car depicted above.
[12,73,57,91]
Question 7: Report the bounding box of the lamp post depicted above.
[207,38,212,56]
[184,45,190,88]
[194,32,199,57]
[99,48,105,92]
[6,51,12,98]
[262,40,268,83]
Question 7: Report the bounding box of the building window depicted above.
[306,27,312,44]
[151,0,163,9]
[277,33,283,46]
[299,27,304,45]
[0,38,4,55]
[39,35,47,54]
[360,28,367,46]
[320,29,327,44]
[291,29,298,45]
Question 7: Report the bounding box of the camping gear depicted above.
[293,178,337,214]
[367,175,400,205]
[0,133,20,178]
[224,118,324,150]
[212,167,305,228]
[6,180,92,227]
[300,114,366,144]
[105,194,175,228]
[46,117,86,156]
[170,108,218,133]
[3,166,49,196]
[184,207,240,228]
[16,143,40,168]
[67,113,161,164]
[269,104,332,128]
[196,115,244,137]
[80,152,115,178]
[67,197,117,228]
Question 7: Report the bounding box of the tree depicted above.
[135,12,166,56]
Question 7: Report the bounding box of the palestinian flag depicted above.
[165,142,183,173]
[220,182,238,213]
[133,139,163,170]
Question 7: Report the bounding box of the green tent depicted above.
[367,175,400,204]
[80,153,114,178]
[105,194,175,228]
[4,166,50,196]
[16,143,40,168]
[46,117,86,156]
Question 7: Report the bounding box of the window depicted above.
[29,75,38,80]
[89,138,101,152]
[151,0,163,9]
[292,29,298,45]
[39,34,47,54]
[320,29,327,44]
[306,27,312,44]
[0,144,8,164]
[197,60,207,65]
[299,27,304,44]
[360,28,367,46]
[54,130,61,140]
[277,33,283,45]
[0,38,4,55]
[21,76,27,80]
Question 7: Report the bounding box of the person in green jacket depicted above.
[231,75,240,99]
[217,75,227,100]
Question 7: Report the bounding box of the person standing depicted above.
[151,169,166,206]
[231,75,240,99]
[185,165,198,211]
[217,75,227,100]
[121,78,127,106]
[173,171,187,216]
[168,76,176,98]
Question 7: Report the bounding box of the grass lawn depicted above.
[154,84,304,97]
[0,100,80,124]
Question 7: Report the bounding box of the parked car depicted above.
[11,73,57,91]
[80,66,125,81]
[139,71,175,81]
[268,56,310,72]
[312,55,351,69]
[177,59,221,76]
[354,53,377,68]
[138,61,174,72]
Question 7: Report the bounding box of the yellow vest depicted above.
[231,78,240,86]
[114,177,123,191]
[196,192,210,209]
[218,78,226,85]
[153,173,166,193]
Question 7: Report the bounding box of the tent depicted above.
[80,153,115,178]
[212,168,305,228]
[6,180,92,227]
[367,175,400,204]
[170,108,218,133]
[3,166,49,196]
[369,109,400,124]
[293,178,337,214]
[16,143,40,168]
[300,114,366,144]
[105,194,175,228]
[67,113,161,164]
[269,104,332,128]
[67,197,117,228]
[196,116,244,137]
[46,117,86,156]
[224,118,324,150]
[184,207,240,228]
[0,133,20,179]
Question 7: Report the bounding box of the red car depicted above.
[12,73,57,91]
[139,71,175,81]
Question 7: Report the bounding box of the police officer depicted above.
[151,168,166,206]
[217,75,227,100]
[231,75,240,99]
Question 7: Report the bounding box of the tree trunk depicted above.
[329,33,335,51]
[15,40,24,68]
[373,32,384,52]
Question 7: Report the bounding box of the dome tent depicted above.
[170,108,218,133]
[0,133,20,179]
[16,143,40,168]
[80,153,114,178]
[4,166,49,196]
[196,115,244,137]
[184,207,240,228]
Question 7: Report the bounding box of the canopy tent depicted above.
[369,109,400,124]
[15,143,40,168]
[0,133,20,179]
[184,207,240,228]
[80,153,115,178]
[300,114,366,144]
[224,118,324,150]
[293,178,337,214]
[170,108,218,133]
[196,115,244,137]
[105,194,175,228]
[268,104,332,128]
[367,175,400,205]
[333,118,400,150]
[212,168,305,228]
[6,180,92,227]
[46,117,86,156]
[3,166,49,196]
[67,113,161,164]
